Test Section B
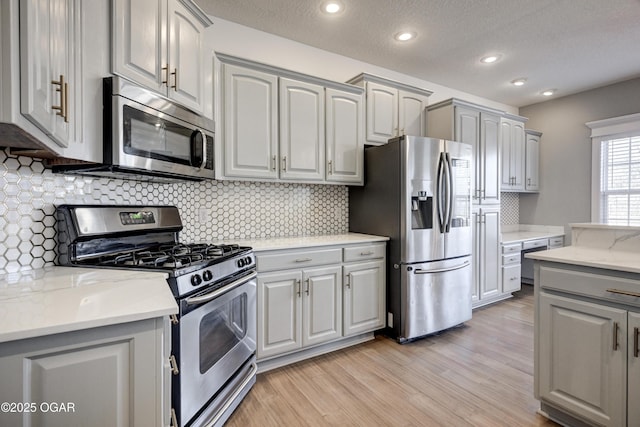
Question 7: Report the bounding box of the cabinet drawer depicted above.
[502,264,521,293]
[502,254,520,265]
[539,264,640,308]
[502,243,522,254]
[256,248,342,272]
[523,238,548,250]
[549,236,564,248]
[343,244,385,262]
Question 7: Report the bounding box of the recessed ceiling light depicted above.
[480,55,501,64]
[511,78,527,86]
[322,1,343,14]
[394,31,416,42]
[542,89,556,96]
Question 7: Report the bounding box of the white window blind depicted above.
[599,135,640,225]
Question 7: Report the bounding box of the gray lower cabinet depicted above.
[0,317,170,427]
[256,242,386,369]
[535,262,640,427]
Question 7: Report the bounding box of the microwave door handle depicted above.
[199,129,207,170]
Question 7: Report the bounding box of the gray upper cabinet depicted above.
[215,53,365,185]
[347,73,432,145]
[111,0,213,116]
[525,129,541,192]
[1,0,108,162]
[426,98,502,205]
[500,114,527,192]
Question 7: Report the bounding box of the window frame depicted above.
[587,113,640,223]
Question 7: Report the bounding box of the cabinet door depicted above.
[365,82,398,144]
[479,209,501,300]
[20,0,73,147]
[539,292,626,427]
[257,270,302,359]
[500,119,525,191]
[112,0,167,94]
[511,121,525,190]
[398,90,428,137]
[167,0,206,113]
[502,263,521,293]
[479,112,501,204]
[222,64,279,179]
[525,133,540,191]
[629,312,640,427]
[279,78,325,181]
[0,319,164,427]
[471,210,480,303]
[454,107,480,201]
[343,260,385,336]
[302,266,342,347]
[325,88,364,184]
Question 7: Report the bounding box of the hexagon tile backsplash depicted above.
[0,149,348,273]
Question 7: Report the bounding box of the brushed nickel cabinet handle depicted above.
[296,279,301,297]
[613,322,619,351]
[345,273,351,289]
[271,155,276,171]
[170,408,178,427]
[295,258,312,263]
[634,327,639,358]
[63,81,69,122]
[607,288,640,298]
[170,314,178,325]
[162,65,169,86]
[51,74,64,119]
[282,156,287,171]
[360,251,374,256]
[169,355,179,375]
[304,278,310,296]
[171,68,178,91]
[328,160,333,174]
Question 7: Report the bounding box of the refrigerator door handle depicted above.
[436,152,446,233]
[413,260,470,275]
[444,152,454,233]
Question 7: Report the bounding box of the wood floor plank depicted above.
[226,285,557,426]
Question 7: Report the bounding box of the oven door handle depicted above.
[185,271,257,306]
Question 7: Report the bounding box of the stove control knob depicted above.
[202,270,213,282]
[237,258,245,268]
[245,256,252,266]
[191,274,203,287]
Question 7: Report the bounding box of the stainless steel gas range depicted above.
[56,205,256,427]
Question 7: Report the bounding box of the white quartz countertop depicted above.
[525,246,640,274]
[501,230,565,244]
[0,267,178,343]
[223,233,389,252]
[501,224,565,244]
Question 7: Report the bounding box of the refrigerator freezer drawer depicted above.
[400,256,472,342]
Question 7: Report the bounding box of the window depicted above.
[599,136,640,225]
[587,113,640,225]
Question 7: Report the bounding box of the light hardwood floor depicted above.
[227,286,558,426]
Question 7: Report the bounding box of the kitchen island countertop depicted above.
[0,267,177,343]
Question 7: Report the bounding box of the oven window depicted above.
[199,293,247,374]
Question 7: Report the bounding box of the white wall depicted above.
[206,17,518,114]
[519,78,640,237]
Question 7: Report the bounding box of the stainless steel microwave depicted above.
[54,76,215,182]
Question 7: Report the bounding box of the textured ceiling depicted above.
[197,0,640,107]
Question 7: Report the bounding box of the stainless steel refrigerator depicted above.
[349,135,473,342]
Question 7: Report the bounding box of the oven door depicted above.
[177,270,257,427]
